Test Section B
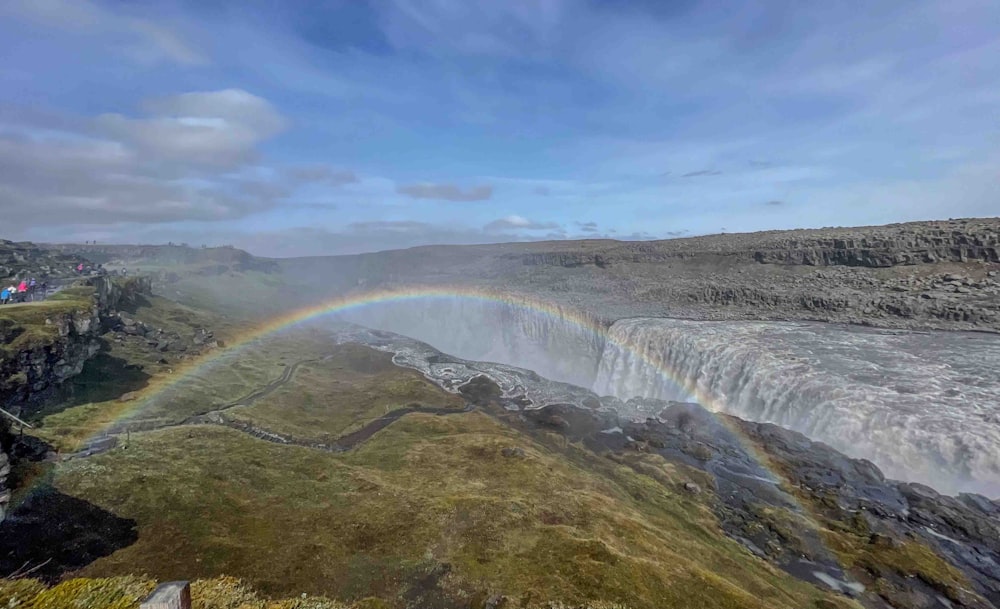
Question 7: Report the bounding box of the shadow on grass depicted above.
[0,484,138,581]
[31,340,152,421]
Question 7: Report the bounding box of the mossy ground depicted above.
[740,439,983,609]
[30,292,271,452]
[225,344,466,441]
[0,575,352,609]
[39,341,854,609]
[4,282,860,609]
[0,286,95,354]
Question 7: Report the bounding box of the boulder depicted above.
[501,447,527,459]
[141,581,191,609]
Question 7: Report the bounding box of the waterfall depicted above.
[340,296,606,389]
[339,298,1000,495]
[595,318,1000,496]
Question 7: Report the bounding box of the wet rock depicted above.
[501,447,527,459]
[683,481,702,494]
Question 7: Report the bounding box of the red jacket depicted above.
[17,282,27,292]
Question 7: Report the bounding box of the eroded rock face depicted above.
[1,277,155,416]
[0,427,10,524]
[517,400,1000,609]
[0,308,102,409]
[344,326,1000,608]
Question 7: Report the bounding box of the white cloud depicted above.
[483,215,560,231]
[396,183,494,202]
[0,90,294,228]
[95,89,286,166]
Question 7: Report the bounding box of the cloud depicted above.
[681,170,723,178]
[287,165,358,186]
[2,0,206,65]
[483,215,560,231]
[764,200,784,206]
[575,221,599,233]
[96,89,286,167]
[533,185,551,196]
[396,183,494,202]
[0,90,294,228]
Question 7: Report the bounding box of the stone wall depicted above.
[0,418,9,524]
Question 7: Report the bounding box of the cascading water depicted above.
[594,318,1000,496]
[340,298,1000,495]
[341,296,606,389]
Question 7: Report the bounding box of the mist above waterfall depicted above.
[341,298,1000,496]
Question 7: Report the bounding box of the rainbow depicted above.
[47,284,833,568]
[89,284,719,439]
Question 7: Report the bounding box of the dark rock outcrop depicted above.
[511,399,1000,609]
[0,277,154,413]
[0,239,89,281]
[270,217,1000,333]
[45,243,278,275]
[0,420,9,524]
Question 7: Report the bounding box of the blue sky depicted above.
[0,0,997,256]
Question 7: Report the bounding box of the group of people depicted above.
[1,278,45,305]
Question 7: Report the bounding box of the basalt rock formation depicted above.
[506,399,1000,609]
[0,240,89,281]
[45,243,279,275]
[0,276,153,412]
[271,217,1000,332]
[0,422,9,524]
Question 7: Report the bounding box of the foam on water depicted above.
[595,319,1000,496]
[346,298,1000,495]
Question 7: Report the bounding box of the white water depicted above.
[339,300,1000,496]
[342,298,605,389]
[595,318,1000,496]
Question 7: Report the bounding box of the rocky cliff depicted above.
[253,218,1000,333]
[0,277,152,409]
[0,240,89,281]
[511,218,1000,269]
[0,276,153,524]
[45,243,278,275]
[0,421,9,524]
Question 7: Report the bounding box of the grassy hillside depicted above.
[3,261,970,609]
[3,327,854,609]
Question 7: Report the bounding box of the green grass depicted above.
[225,344,466,441]
[0,576,354,609]
[1,277,867,609]
[0,286,95,354]
[741,438,985,609]
[51,406,854,609]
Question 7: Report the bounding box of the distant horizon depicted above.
[27,214,998,259]
[2,1,997,256]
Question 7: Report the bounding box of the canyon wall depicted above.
[349,298,1000,495]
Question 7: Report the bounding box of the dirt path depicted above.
[64,356,471,459]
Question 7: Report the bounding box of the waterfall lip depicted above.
[331,320,1000,601]
[596,316,1000,496]
[335,292,1000,497]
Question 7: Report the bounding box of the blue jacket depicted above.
[1,290,9,300]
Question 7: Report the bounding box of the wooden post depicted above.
[0,407,33,429]
[140,581,191,609]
